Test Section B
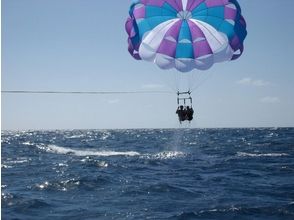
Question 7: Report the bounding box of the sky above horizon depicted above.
[2,0,294,130]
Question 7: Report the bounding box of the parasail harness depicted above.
[176,91,194,123]
[177,91,192,107]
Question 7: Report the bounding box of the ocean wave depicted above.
[80,157,109,168]
[100,131,111,140]
[1,164,13,169]
[140,151,186,160]
[144,183,198,196]
[171,206,241,218]
[35,179,81,192]
[65,134,85,139]
[171,211,198,219]
[42,145,140,157]
[4,157,30,165]
[173,205,287,219]
[34,176,110,192]
[237,152,289,157]
[1,138,11,144]
[22,141,35,146]
[1,192,50,209]
[1,192,14,201]
[38,144,187,160]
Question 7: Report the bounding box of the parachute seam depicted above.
[190,19,224,46]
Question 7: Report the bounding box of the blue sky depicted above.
[2,0,294,130]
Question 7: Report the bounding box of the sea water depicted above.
[1,128,294,219]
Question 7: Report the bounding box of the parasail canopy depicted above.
[126,0,247,72]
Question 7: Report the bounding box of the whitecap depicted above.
[36,181,50,190]
[100,131,111,140]
[96,161,108,167]
[22,141,34,146]
[1,192,14,200]
[45,145,140,157]
[57,163,68,167]
[80,158,108,168]
[199,206,240,214]
[237,152,289,157]
[4,157,30,164]
[141,151,186,160]
[1,164,13,169]
[66,134,85,139]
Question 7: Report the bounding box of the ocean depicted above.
[1,128,294,220]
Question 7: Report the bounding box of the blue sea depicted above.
[1,128,294,220]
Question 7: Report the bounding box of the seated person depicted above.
[176,105,186,122]
[186,106,194,121]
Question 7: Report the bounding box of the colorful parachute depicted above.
[126,0,247,72]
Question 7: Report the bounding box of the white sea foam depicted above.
[1,164,12,169]
[141,151,186,160]
[100,131,111,140]
[237,152,289,157]
[37,144,188,160]
[66,134,85,139]
[5,157,30,164]
[80,158,109,167]
[22,141,35,146]
[46,145,140,157]
[36,181,50,190]
[57,163,68,167]
[199,206,240,214]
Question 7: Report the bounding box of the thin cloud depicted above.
[237,77,271,87]
[260,96,280,104]
[141,84,165,89]
[107,99,120,104]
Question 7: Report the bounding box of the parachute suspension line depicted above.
[189,71,202,92]
[173,70,183,96]
[174,71,194,108]
[188,72,194,92]
[189,70,214,93]
[1,90,172,95]
[173,71,181,93]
